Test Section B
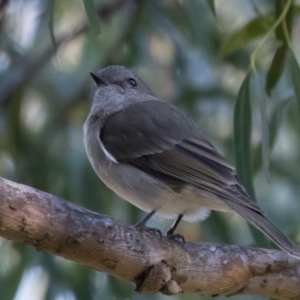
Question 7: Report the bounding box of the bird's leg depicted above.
[166,214,185,244]
[135,210,156,227]
[167,213,183,235]
[134,210,162,239]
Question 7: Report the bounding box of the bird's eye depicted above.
[128,78,137,87]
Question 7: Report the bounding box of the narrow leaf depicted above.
[255,73,269,176]
[204,0,216,17]
[253,98,291,174]
[275,0,294,44]
[83,0,101,35]
[221,15,273,57]
[48,0,57,50]
[269,98,291,148]
[234,72,271,247]
[265,44,287,96]
[234,71,256,200]
[293,4,300,16]
[290,51,300,119]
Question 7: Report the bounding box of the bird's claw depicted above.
[134,222,162,240]
[166,232,185,244]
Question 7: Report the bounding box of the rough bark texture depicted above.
[0,176,299,299]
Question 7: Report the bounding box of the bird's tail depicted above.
[228,200,300,259]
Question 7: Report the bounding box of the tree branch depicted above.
[0,0,141,105]
[0,176,299,299]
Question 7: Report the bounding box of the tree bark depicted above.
[0,176,299,299]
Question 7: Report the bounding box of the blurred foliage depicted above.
[1,0,300,299]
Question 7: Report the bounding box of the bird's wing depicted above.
[101,100,199,158]
[101,100,260,213]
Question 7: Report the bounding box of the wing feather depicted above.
[101,100,262,213]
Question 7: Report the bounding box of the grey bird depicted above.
[84,65,300,258]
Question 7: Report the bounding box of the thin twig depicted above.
[0,0,133,105]
[250,0,292,71]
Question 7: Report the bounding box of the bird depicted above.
[83,65,300,258]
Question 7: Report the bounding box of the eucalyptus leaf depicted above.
[255,73,269,176]
[269,98,291,148]
[48,0,57,50]
[234,71,272,247]
[290,51,300,119]
[294,4,300,16]
[253,98,291,174]
[221,15,273,57]
[234,71,255,200]
[275,0,294,44]
[83,0,101,35]
[265,44,287,96]
[204,0,216,17]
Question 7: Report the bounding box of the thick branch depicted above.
[0,177,299,299]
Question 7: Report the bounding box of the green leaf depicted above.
[234,72,271,248]
[293,4,300,16]
[234,71,256,200]
[220,15,273,57]
[204,0,216,17]
[269,98,291,148]
[290,51,300,119]
[48,0,57,50]
[253,97,291,174]
[255,73,269,175]
[275,0,294,44]
[83,0,101,35]
[265,44,287,96]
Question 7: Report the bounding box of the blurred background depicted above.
[1,0,300,299]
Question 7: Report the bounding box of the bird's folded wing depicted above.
[101,100,263,214]
[101,100,199,158]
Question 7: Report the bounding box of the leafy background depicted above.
[1,0,300,299]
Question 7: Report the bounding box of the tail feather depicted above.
[227,200,300,259]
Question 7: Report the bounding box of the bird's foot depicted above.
[165,213,185,244]
[134,221,162,239]
[133,210,162,239]
[166,232,185,244]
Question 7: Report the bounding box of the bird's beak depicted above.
[90,72,109,86]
